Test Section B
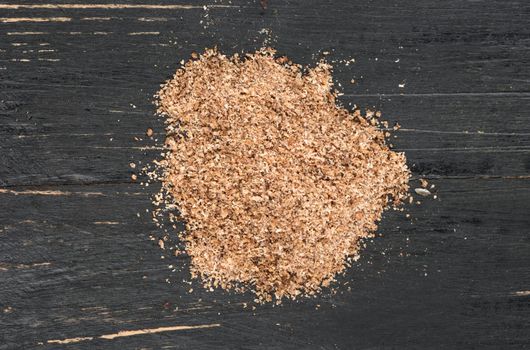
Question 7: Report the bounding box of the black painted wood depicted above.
[1,1,529,349]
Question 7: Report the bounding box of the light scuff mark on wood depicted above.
[90,146,164,150]
[81,17,112,21]
[0,262,51,271]
[45,323,220,344]
[398,128,530,136]
[514,290,530,296]
[128,31,160,35]
[0,17,71,22]
[100,324,221,340]
[47,337,94,344]
[80,306,108,311]
[7,31,47,35]
[0,4,236,10]
[397,146,530,153]
[93,221,121,225]
[15,132,115,138]
[138,17,168,22]
[0,189,104,197]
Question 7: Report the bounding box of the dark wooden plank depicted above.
[1,178,529,349]
[2,92,529,186]
[1,0,530,186]
[2,98,530,186]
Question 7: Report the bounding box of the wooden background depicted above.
[1,0,529,348]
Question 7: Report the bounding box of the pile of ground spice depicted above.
[155,48,410,303]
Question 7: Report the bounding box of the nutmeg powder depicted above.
[156,48,410,302]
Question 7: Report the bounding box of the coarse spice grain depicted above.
[155,48,410,303]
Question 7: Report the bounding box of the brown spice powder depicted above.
[156,48,410,303]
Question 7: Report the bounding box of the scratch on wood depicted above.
[47,337,94,344]
[180,305,214,312]
[0,262,51,271]
[0,189,104,196]
[81,17,112,21]
[7,31,47,35]
[398,128,530,136]
[514,290,530,296]
[128,32,160,35]
[45,323,220,344]
[80,306,108,311]
[101,324,221,340]
[138,17,168,22]
[15,132,115,138]
[343,92,530,97]
[0,4,236,10]
[91,146,165,150]
[397,146,530,152]
[93,221,121,225]
[0,17,71,22]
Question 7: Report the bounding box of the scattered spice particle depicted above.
[155,48,410,303]
[420,178,428,188]
[131,173,137,181]
[146,128,154,137]
[414,188,431,197]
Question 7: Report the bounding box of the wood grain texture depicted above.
[1,0,529,349]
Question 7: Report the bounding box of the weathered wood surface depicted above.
[1,1,529,349]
